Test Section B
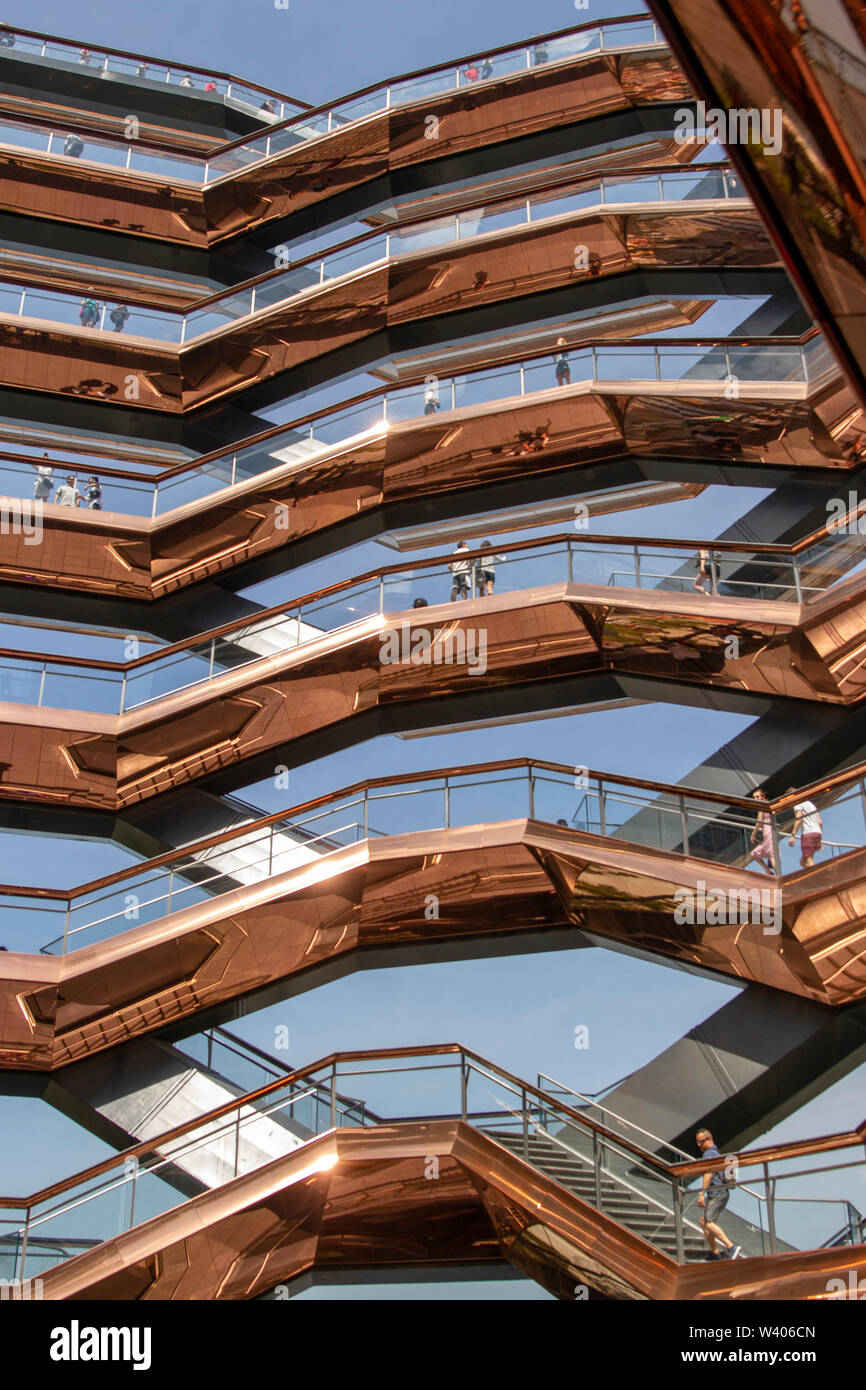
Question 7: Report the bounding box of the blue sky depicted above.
[1,0,864,1301]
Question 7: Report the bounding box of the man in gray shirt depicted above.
[54,475,83,507]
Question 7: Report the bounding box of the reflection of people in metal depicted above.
[475,540,505,595]
[750,789,775,875]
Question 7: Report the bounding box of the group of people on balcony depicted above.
[31,457,102,509]
[448,539,505,600]
[750,787,822,873]
[79,297,130,332]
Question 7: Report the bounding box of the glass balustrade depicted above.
[0,524,854,720]
[4,1044,863,1282]
[0,757,858,955]
[0,20,667,186]
[0,164,751,343]
[0,335,827,518]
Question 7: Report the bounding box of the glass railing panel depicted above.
[122,649,214,709]
[603,174,663,204]
[362,781,458,837]
[184,289,253,337]
[682,798,755,864]
[660,169,727,201]
[459,204,527,238]
[444,769,531,829]
[322,237,387,281]
[803,334,837,382]
[385,70,458,106]
[727,344,805,383]
[0,895,66,954]
[529,182,601,218]
[528,770,583,827]
[22,1164,179,1267]
[712,551,797,600]
[545,28,605,60]
[657,345,728,381]
[0,659,45,706]
[39,664,120,714]
[302,579,382,634]
[594,347,659,380]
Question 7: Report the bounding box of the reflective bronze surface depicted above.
[0,372,855,600]
[0,572,865,810]
[0,44,693,247]
[29,1119,865,1300]
[649,0,866,407]
[0,205,778,413]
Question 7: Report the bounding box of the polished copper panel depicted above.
[0,205,777,413]
[4,787,866,1070]
[25,1118,865,1301]
[0,370,855,600]
[0,43,693,247]
[0,570,865,811]
[648,0,866,407]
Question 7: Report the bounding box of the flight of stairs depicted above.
[484,1128,711,1262]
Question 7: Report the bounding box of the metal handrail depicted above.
[0,160,750,329]
[0,526,844,680]
[1,1043,862,1248]
[2,755,866,907]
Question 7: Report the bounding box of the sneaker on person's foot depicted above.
[727,1245,743,1260]
[706,1251,724,1260]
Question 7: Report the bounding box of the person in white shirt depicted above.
[787,788,823,867]
[449,540,471,601]
[32,454,53,502]
[54,475,82,507]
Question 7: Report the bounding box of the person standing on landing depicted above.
[787,788,823,867]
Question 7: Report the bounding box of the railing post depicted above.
[567,537,573,583]
[460,1057,468,1122]
[519,362,526,395]
[598,779,606,836]
[764,1164,777,1253]
[118,671,126,714]
[167,868,173,913]
[62,901,70,955]
[37,664,46,707]
[592,1131,602,1210]
[444,776,450,828]
[654,345,662,381]
[522,1086,529,1161]
[769,810,781,877]
[634,544,641,588]
[234,1110,241,1177]
[18,1209,30,1283]
[680,794,689,855]
[363,787,368,838]
[528,768,535,819]
[792,556,803,604]
[673,1177,685,1262]
[330,1065,337,1129]
[710,551,720,596]
[208,638,215,680]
